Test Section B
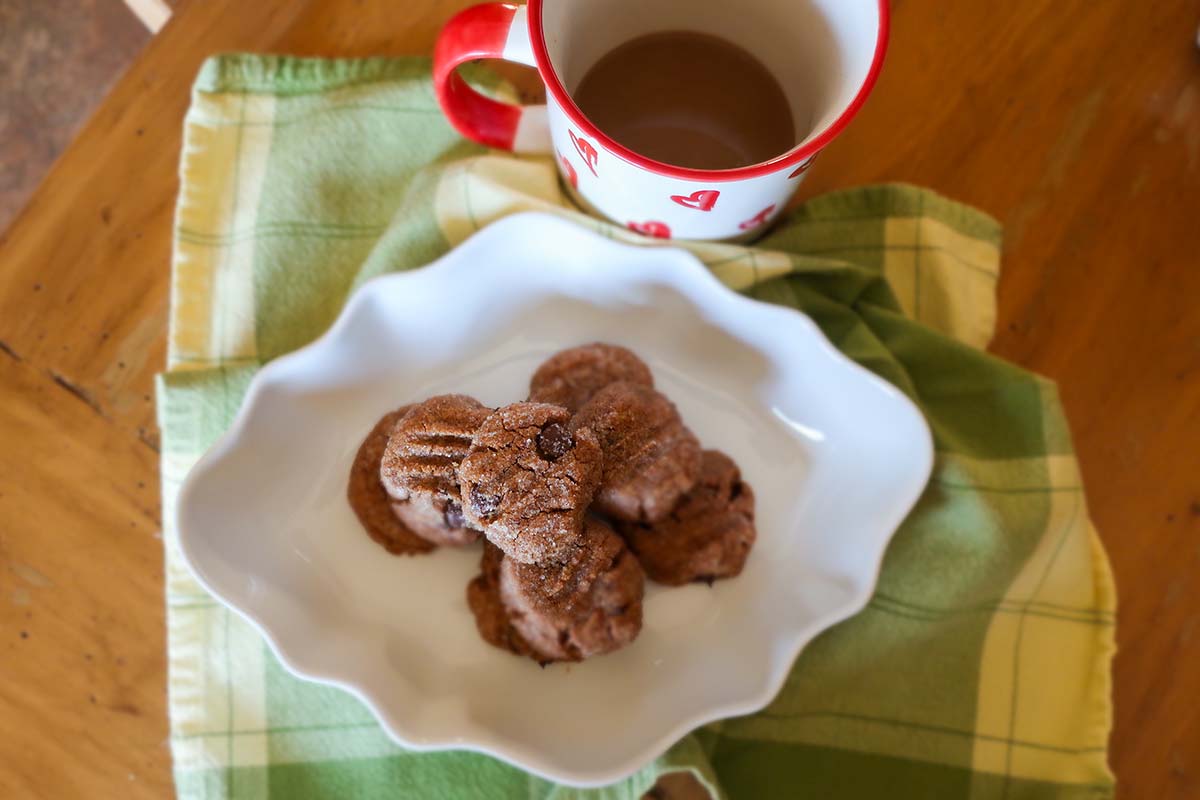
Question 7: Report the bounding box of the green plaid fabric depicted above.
[158,55,1116,799]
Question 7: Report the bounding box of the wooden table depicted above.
[1,1,1196,797]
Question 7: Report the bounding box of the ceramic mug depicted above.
[433,0,888,241]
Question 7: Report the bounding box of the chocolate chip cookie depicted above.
[466,541,536,659]
[458,402,603,564]
[528,343,654,412]
[617,450,756,585]
[379,394,489,547]
[570,381,702,523]
[390,492,480,547]
[498,516,644,662]
[346,407,436,556]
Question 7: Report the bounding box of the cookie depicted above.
[498,517,644,662]
[391,492,480,547]
[346,407,436,556]
[617,450,756,585]
[379,394,490,547]
[458,402,603,564]
[528,343,654,412]
[570,381,702,523]
[466,542,536,659]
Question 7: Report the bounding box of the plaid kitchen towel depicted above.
[158,55,1116,800]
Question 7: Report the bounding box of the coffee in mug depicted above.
[573,31,797,171]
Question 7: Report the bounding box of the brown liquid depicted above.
[573,31,795,171]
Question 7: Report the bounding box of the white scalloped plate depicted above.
[176,212,932,787]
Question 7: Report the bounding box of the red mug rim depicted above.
[526,0,890,181]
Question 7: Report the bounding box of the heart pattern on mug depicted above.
[788,155,817,179]
[669,189,720,212]
[556,151,578,190]
[569,130,599,177]
[627,220,671,239]
[738,204,776,231]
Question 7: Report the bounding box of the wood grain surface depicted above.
[0,0,1197,798]
[0,0,150,230]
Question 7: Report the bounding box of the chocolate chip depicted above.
[470,487,501,519]
[536,422,573,461]
[443,500,466,529]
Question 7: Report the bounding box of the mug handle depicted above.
[433,3,551,153]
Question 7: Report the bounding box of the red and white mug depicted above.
[433,0,888,241]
